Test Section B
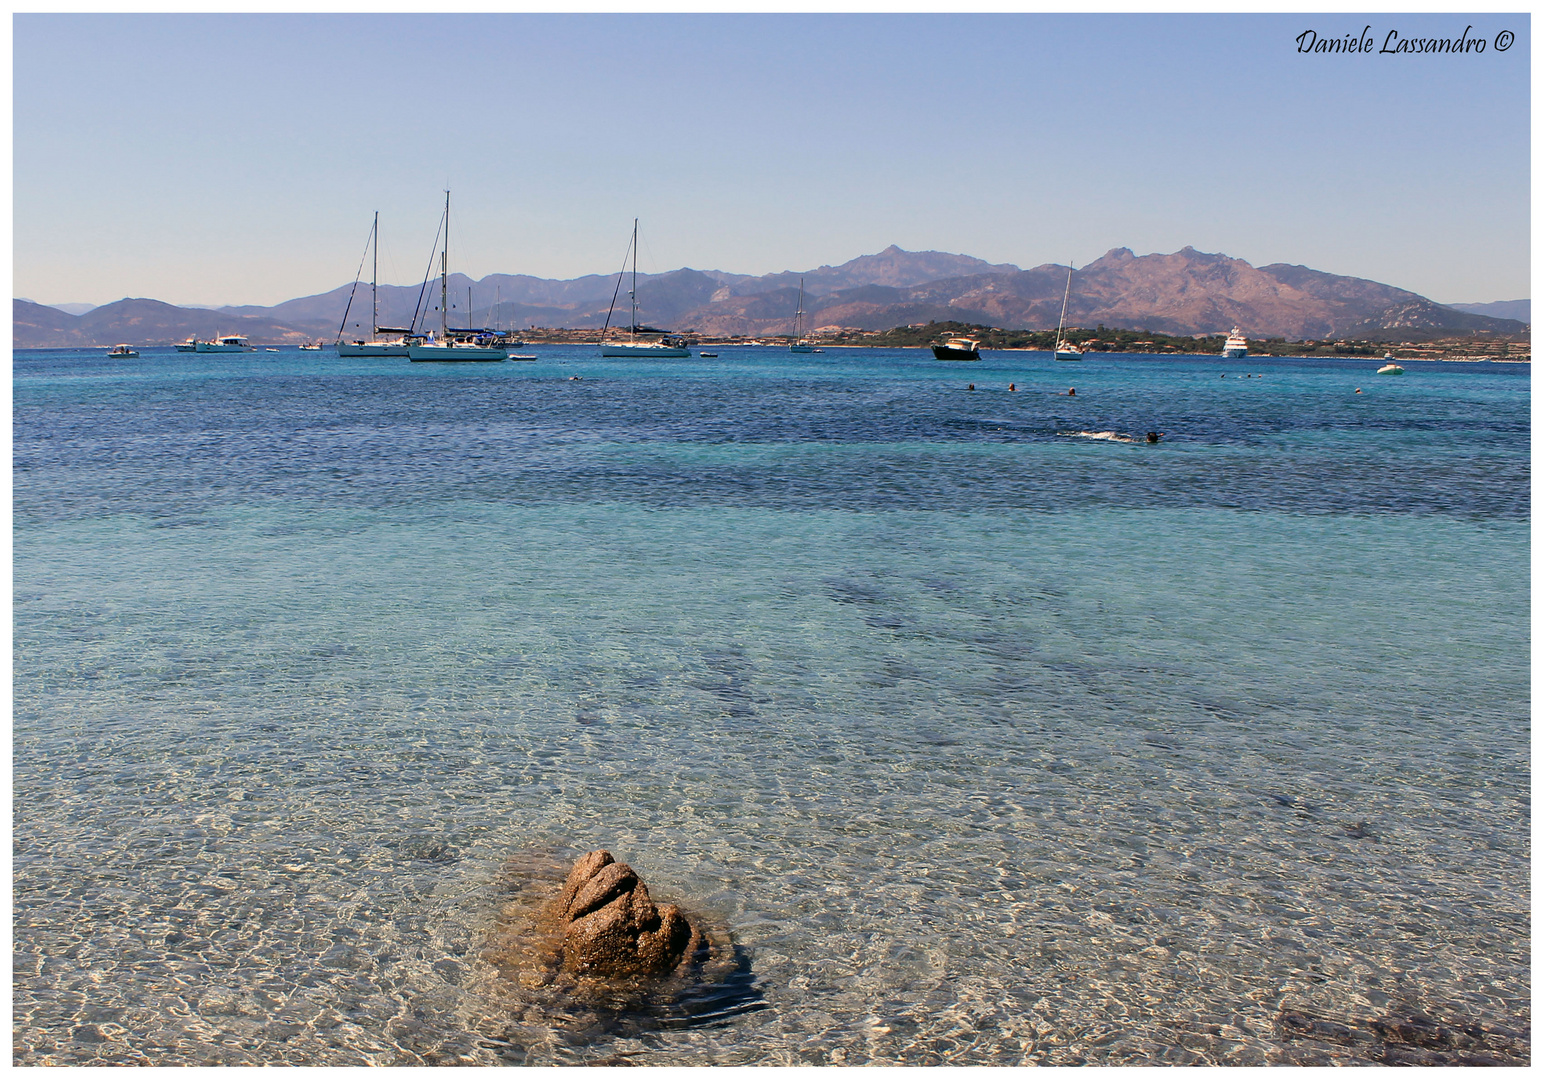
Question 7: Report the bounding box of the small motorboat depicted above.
[508,354,538,361]
[932,337,980,361]
[1377,360,1404,375]
[107,344,138,358]
[299,343,322,351]
[699,351,719,358]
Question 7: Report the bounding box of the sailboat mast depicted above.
[1056,262,1073,350]
[796,277,804,340]
[371,211,378,338]
[440,191,449,341]
[630,218,638,341]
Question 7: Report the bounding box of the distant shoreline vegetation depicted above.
[826,321,1391,357]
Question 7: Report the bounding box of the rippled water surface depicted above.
[13,346,1529,1064]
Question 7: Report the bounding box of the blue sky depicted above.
[13,13,1530,307]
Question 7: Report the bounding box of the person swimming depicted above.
[1146,432,1162,443]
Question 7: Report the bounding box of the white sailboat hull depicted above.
[600,343,690,357]
[408,343,507,362]
[337,341,411,357]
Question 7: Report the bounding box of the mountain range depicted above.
[13,245,1527,348]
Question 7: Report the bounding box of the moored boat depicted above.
[599,336,691,358]
[408,336,508,362]
[790,278,814,352]
[1054,262,1083,360]
[599,219,691,358]
[407,192,506,362]
[107,344,138,358]
[340,338,413,357]
[932,337,980,361]
[1222,327,1248,358]
[174,337,198,352]
[195,335,255,352]
[336,211,413,356]
[1377,355,1405,374]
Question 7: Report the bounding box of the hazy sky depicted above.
[13,13,1530,307]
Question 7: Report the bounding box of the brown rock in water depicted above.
[550,850,708,978]
[1276,1007,1529,1066]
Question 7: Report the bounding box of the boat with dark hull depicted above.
[932,337,980,361]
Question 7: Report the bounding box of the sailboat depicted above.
[789,277,814,352]
[599,219,690,357]
[336,212,414,357]
[1054,262,1082,360]
[408,192,508,362]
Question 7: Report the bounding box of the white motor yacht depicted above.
[195,335,255,353]
[1222,327,1248,358]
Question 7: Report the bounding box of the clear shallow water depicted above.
[13,346,1529,1064]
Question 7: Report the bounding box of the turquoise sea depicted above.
[12,345,1529,1064]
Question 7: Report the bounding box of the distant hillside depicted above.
[14,246,1526,346]
[1445,299,1529,323]
[13,298,322,349]
[673,247,1526,340]
[14,300,83,346]
[16,298,97,316]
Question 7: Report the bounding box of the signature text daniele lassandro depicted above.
[1296,25,1515,55]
